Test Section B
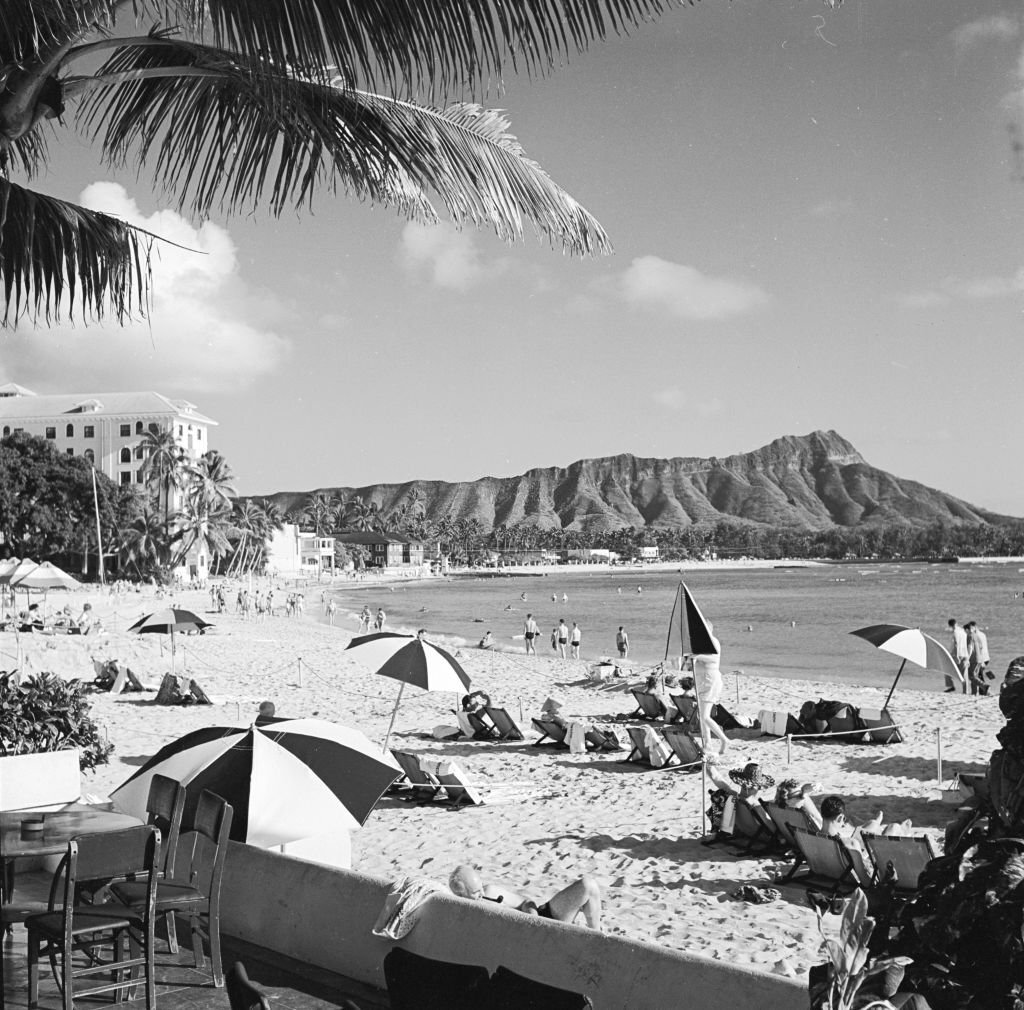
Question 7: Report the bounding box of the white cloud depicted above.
[898,267,1024,307]
[0,183,292,392]
[952,15,1018,60]
[620,256,768,321]
[399,222,508,290]
[653,387,724,415]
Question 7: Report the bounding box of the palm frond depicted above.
[0,178,152,326]
[74,39,609,252]
[202,0,695,99]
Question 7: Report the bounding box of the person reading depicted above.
[448,864,602,930]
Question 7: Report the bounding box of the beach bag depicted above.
[719,796,737,836]
[566,721,587,754]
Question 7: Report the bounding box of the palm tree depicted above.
[301,492,337,537]
[0,0,723,326]
[186,450,236,515]
[118,503,169,579]
[140,427,185,534]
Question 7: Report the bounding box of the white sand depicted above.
[31,585,997,980]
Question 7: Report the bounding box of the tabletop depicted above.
[1,803,142,860]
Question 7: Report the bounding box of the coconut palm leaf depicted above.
[0,177,152,325]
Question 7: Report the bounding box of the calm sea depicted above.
[325,562,1024,692]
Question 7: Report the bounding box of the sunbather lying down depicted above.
[449,864,602,930]
[539,698,621,751]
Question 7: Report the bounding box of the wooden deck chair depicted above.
[434,763,485,809]
[630,690,666,720]
[531,718,569,747]
[861,833,940,893]
[762,802,817,877]
[623,727,676,769]
[484,707,525,741]
[842,842,876,887]
[390,750,442,802]
[669,694,700,732]
[732,800,776,853]
[791,827,859,896]
[660,725,704,770]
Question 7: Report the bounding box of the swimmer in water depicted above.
[521,592,528,602]
[637,586,642,594]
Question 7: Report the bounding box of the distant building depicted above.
[334,532,425,569]
[639,546,660,562]
[266,524,336,576]
[0,383,217,492]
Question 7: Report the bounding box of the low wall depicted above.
[221,844,804,1009]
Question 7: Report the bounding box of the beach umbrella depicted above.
[850,623,963,709]
[128,608,213,674]
[345,632,471,750]
[0,558,21,584]
[10,560,80,592]
[110,718,401,848]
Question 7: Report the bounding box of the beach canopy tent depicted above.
[850,624,963,708]
[0,558,21,584]
[345,632,471,750]
[111,718,401,848]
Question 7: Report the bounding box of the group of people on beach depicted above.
[947,617,993,696]
[357,606,387,634]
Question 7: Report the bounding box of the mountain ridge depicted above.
[262,430,1016,532]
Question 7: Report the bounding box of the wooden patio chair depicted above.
[860,833,940,893]
[531,718,569,748]
[623,727,676,769]
[390,751,443,802]
[484,707,526,741]
[790,827,860,897]
[630,690,666,721]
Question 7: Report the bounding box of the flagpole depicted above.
[90,466,106,586]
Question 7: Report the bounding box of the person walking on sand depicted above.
[948,618,969,694]
[327,598,337,626]
[570,622,582,659]
[616,626,629,659]
[358,606,370,633]
[523,613,539,655]
[556,618,569,659]
[966,621,991,696]
[375,607,386,631]
[689,620,730,755]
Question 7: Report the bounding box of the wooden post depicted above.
[298,656,303,688]
[735,672,740,710]
[936,727,943,786]
[786,734,792,766]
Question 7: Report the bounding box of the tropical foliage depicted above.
[0,431,136,570]
[0,0,753,326]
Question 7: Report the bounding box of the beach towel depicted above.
[566,721,587,753]
[371,876,444,939]
[643,727,673,769]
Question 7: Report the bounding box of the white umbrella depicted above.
[10,560,81,592]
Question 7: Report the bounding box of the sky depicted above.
[2,0,1023,513]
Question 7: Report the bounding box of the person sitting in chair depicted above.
[449,864,602,930]
[819,795,911,844]
[538,698,620,751]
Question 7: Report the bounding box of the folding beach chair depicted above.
[623,727,676,769]
[390,750,442,802]
[485,707,526,741]
[861,833,940,893]
[843,842,876,888]
[762,802,818,877]
[731,800,777,853]
[669,694,700,732]
[531,718,569,747]
[790,827,860,897]
[431,760,541,809]
[630,690,665,721]
[660,725,704,770]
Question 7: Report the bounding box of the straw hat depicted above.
[729,763,775,791]
[542,697,563,713]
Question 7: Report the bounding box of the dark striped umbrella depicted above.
[128,608,213,674]
[345,632,471,749]
[110,718,401,847]
[851,623,963,708]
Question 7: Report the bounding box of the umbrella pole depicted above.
[382,682,406,753]
[882,659,906,712]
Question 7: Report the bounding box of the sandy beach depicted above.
[30,583,999,982]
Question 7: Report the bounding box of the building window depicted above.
[66,448,75,457]
[136,470,144,484]
[134,445,144,460]
[148,423,159,434]
[196,429,202,441]
[120,471,132,486]
[84,425,95,438]
[45,426,56,439]
[120,423,131,437]
[178,425,183,437]
[119,447,131,463]
[3,426,10,437]
[84,449,95,464]
[65,423,74,437]
[136,421,143,435]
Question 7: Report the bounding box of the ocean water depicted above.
[326,562,1024,692]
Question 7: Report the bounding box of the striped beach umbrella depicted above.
[345,632,471,750]
[110,718,401,848]
[128,607,213,674]
[850,623,963,707]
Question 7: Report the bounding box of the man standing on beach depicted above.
[523,613,539,655]
[616,626,629,659]
[570,622,582,659]
[556,618,569,659]
[966,621,991,696]
[948,618,969,694]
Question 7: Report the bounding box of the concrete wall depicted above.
[220,844,804,1010]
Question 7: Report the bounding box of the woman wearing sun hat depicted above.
[706,762,776,837]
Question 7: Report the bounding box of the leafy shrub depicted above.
[0,671,114,769]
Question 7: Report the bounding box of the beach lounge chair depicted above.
[790,827,861,896]
[532,718,569,747]
[660,725,704,769]
[843,842,876,887]
[861,833,940,892]
[732,800,777,853]
[761,801,818,877]
[485,706,526,741]
[630,690,665,721]
[390,750,442,802]
[669,694,700,732]
[859,707,903,744]
[623,726,676,769]
[434,762,486,808]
